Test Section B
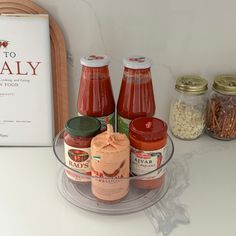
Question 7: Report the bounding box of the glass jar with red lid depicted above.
[77,55,115,130]
[117,56,156,136]
[64,116,101,182]
[129,117,167,189]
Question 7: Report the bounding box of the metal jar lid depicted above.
[129,117,167,142]
[212,75,236,95]
[175,75,208,94]
[65,116,101,137]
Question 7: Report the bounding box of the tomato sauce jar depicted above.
[77,55,115,130]
[64,116,101,182]
[129,117,167,189]
[117,56,156,136]
[91,124,130,202]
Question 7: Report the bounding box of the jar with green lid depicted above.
[64,116,101,182]
[206,75,236,140]
[169,75,208,140]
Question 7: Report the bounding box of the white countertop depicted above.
[0,134,235,236]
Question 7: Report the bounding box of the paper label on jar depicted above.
[130,146,166,179]
[64,143,91,182]
[91,177,129,201]
[78,112,115,131]
[117,115,132,136]
[91,153,130,201]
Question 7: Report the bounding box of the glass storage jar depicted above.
[129,117,167,189]
[169,75,208,140]
[206,75,236,140]
[64,116,101,182]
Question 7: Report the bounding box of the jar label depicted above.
[130,146,166,179]
[91,148,130,201]
[117,115,132,136]
[64,143,91,182]
[78,112,115,130]
[91,153,130,201]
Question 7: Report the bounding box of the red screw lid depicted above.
[129,117,167,142]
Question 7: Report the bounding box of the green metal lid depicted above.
[65,116,101,137]
[175,75,208,94]
[213,75,236,95]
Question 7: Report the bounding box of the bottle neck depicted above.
[124,67,151,78]
[81,65,110,80]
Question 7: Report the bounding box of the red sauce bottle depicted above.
[78,55,115,130]
[117,56,156,136]
[129,117,167,189]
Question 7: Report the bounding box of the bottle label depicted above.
[117,115,132,136]
[64,143,91,182]
[130,146,167,179]
[78,112,115,131]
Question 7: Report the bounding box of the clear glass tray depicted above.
[53,131,174,215]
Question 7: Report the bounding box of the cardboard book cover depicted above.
[0,14,54,146]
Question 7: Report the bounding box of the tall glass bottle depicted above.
[117,56,156,135]
[77,55,115,130]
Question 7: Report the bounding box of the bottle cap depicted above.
[80,55,110,67]
[123,56,152,69]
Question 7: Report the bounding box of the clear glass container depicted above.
[63,116,101,182]
[117,56,155,136]
[129,117,168,190]
[169,75,208,140]
[53,130,174,215]
[206,75,236,140]
[77,55,115,130]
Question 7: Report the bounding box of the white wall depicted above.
[35,0,236,121]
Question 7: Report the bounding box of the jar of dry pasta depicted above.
[169,75,208,140]
[206,75,236,140]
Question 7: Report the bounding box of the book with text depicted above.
[0,14,54,146]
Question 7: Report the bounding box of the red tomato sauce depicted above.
[118,67,155,119]
[78,66,115,117]
[64,132,92,149]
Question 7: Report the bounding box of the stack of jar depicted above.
[118,57,167,189]
[168,75,236,141]
[63,55,170,202]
